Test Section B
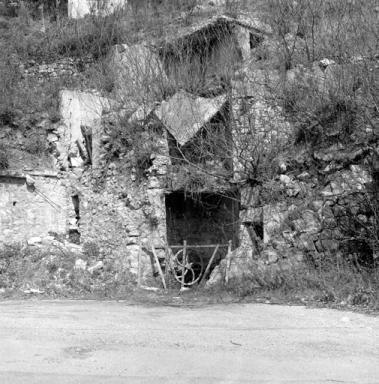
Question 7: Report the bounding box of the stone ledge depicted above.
[0,170,59,179]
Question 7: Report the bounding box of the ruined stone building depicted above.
[73,15,272,277]
[0,14,272,281]
[2,8,375,286]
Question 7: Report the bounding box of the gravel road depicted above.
[0,300,378,383]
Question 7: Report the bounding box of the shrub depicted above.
[24,133,47,155]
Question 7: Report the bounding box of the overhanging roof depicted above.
[157,14,271,53]
[154,91,227,146]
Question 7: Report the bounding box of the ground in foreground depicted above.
[0,300,378,384]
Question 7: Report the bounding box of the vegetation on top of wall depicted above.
[0,0,217,123]
[0,0,212,62]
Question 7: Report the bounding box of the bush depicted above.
[24,133,47,155]
[105,117,162,178]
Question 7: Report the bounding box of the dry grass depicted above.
[226,258,379,312]
[1,242,378,311]
[0,244,135,299]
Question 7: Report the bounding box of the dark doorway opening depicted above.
[250,33,264,49]
[72,195,80,224]
[165,191,239,265]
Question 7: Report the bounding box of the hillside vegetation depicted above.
[0,0,378,308]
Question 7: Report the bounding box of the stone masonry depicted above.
[0,172,68,244]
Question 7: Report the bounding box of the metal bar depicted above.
[34,189,63,211]
[199,244,220,286]
[225,240,233,285]
[151,245,167,290]
[166,244,229,249]
[164,244,170,284]
[181,240,187,290]
[137,238,142,288]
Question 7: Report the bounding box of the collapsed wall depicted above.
[78,127,170,279]
[61,86,242,281]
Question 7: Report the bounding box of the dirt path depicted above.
[0,300,378,383]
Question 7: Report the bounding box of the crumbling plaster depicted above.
[58,90,110,170]
[0,90,114,247]
[0,173,69,244]
[155,90,227,146]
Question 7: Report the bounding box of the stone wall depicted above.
[0,173,69,244]
[21,57,93,81]
[0,90,114,249]
[79,178,166,279]
[231,87,291,183]
[254,163,376,268]
[77,120,170,280]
